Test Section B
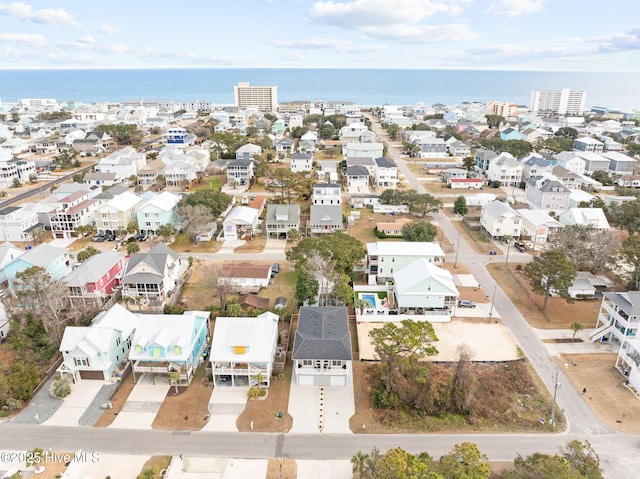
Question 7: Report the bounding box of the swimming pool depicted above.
[361,294,377,307]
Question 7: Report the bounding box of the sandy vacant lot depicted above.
[555,353,640,434]
[357,318,521,361]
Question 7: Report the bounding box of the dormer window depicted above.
[135,345,143,354]
[234,346,246,354]
[174,346,182,355]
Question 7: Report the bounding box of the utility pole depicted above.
[454,232,461,268]
[488,283,498,322]
[550,370,561,429]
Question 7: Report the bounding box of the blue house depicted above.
[128,310,209,385]
[500,127,522,141]
[3,243,71,292]
[136,191,181,237]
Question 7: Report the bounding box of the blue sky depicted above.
[1,0,640,71]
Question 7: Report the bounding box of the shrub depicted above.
[50,377,72,399]
[248,386,267,399]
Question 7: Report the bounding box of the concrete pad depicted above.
[454,302,500,319]
[289,372,354,434]
[321,371,355,434]
[61,453,149,479]
[43,380,104,427]
[358,320,521,361]
[288,385,322,433]
[455,274,480,287]
[108,374,169,429]
[534,328,620,357]
[201,386,248,432]
[223,459,269,479]
[296,460,352,479]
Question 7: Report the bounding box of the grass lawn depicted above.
[487,263,603,329]
[169,233,220,253]
[444,211,495,255]
[137,456,172,478]
[190,174,225,192]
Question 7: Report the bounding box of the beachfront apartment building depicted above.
[234,82,278,112]
[530,88,586,115]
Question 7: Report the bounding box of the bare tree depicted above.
[552,225,620,273]
[302,251,340,306]
[179,204,214,244]
[202,263,234,310]
[13,266,74,345]
[450,344,477,415]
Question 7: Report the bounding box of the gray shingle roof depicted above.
[346,165,369,177]
[292,306,352,360]
[374,156,396,168]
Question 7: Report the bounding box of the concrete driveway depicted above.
[109,374,169,429]
[43,380,104,427]
[164,456,268,479]
[288,372,355,434]
[297,460,352,479]
[201,386,248,432]
[61,453,149,479]
[263,239,286,254]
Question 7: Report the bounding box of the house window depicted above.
[74,357,90,367]
[234,346,246,354]
[174,346,182,355]
[332,360,342,367]
[135,345,143,354]
[302,359,312,367]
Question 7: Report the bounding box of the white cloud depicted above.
[77,34,95,45]
[271,38,387,53]
[0,32,48,47]
[0,2,80,27]
[363,23,477,43]
[310,0,467,28]
[308,0,475,43]
[484,0,547,18]
[136,47,245,66]
[99,24,126,36]
[279,52,306,62]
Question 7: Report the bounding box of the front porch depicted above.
[212,362,270,388]
[132,360,195,385]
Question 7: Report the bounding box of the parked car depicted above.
[272,263,280,273]
[458,299,476,308]
[514,242,527,252]
[136,234,148,242]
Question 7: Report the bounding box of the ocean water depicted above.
[1,68,640,110]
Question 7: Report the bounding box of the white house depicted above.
[524,177,571,211]
[0,205,42,242]
[393,258,459,315]
[210,312,280,388]
[344,142,384,160]
[217,262,273,293]
[373,157,398,189]
[236,143,262,160]
[558,208,609,230]
[57,304,137,382]
[616,337,640,392]
[345,165,370,191]
[480,200,522,239]
[290,152,313,173]
[487,152,523,187]
[96,147,146,178]
[312,183,341,205]
[517,209,563,247]
[366,241,445,284]
[223,206,259,240]
[591,291,640,347]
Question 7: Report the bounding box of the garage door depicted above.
[330,375,346,387]
[79,370,104,380]
[297,374,314,386]
[313,376,332,386]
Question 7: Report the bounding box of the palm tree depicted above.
[570,321,584,339]
[354,298,369,316]
[351,450,370,479]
